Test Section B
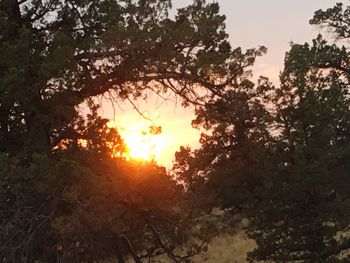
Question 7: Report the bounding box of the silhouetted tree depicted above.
[0,105,198,262]
[0,0,262,155]
[246,4,350,261]
[172,63,274,218]
[173,3,350,262]
[0,0,262,261]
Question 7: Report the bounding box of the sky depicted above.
[102,0,345,168]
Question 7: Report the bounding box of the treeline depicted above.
[1,0,350,262]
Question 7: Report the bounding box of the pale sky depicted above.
[102,0,345,168]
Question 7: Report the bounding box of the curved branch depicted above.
[120,234,141,263]
[143,214,181,263]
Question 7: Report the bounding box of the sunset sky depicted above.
[102,0,345,167]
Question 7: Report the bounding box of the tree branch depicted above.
[120,234,141,263]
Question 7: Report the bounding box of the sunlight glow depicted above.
[123,130,166,162]
[109,121,168,163]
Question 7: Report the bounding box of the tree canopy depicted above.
[0,0,264,155]
[172,2,350,262]
[1,0,259,261]
[2,0,350,262]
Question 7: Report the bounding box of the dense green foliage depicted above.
[0,106,195,262]
[173,2,350,262]
[246,5,350,261]
[0,0,252,155]
[3,0,350,262]
[0,0,255,262]
[246,45,350,262]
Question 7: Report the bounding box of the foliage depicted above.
[0,107,198,262]
[0,0,263,155]
[247,51,350,262]
[0,0,263,261]
[172,2,350,262]
[4,0,350,262]
[244,5,350,261]
[173,74,274,209]
[171,64,275,260]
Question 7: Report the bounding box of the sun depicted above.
[121,125,167,162]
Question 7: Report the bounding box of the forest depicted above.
[1,0,350,262]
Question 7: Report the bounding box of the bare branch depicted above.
[120,234,141,263]
[125,96,153,121]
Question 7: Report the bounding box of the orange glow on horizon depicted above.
[109,121,168,164]
[123,130,167,162]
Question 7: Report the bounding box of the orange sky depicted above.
[103,96,200,168]
[100,0,345,168]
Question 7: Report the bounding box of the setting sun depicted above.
[108,116,200,167]
[108,121,169,163]
[123,128,167,162]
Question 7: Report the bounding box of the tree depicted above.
[246,4,350,261]
[0,105,204,262]
[172,3,350,262]
[1,0,264,262]
[0,0,254,155]
[172,57,274,225]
